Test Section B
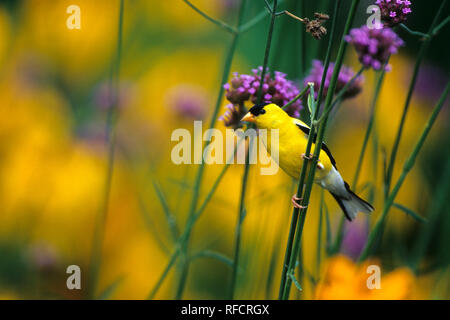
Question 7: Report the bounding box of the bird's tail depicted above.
[329,182,373,221]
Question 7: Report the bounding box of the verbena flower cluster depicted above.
[220,67,303,128]
[304,60,364,101]
[376,0,412,27]
[345,26,404,71]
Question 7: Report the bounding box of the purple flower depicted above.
[303,60,364,101]
[220,67,303,127]
[165,84,209,120]
[94,81,135,110]
[345,26,404,71]
[375,0,412,27]
[219,104,246,129]
[28,242,59,272]
[340,218,369,260]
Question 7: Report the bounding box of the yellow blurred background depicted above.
[0,0,448,300]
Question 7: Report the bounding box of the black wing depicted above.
[295,123,337,169]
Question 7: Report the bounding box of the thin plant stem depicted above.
[147,247,180,299]
[183,0,237,34]
[281,0,360,300]
[229,0,278,300]
[316,189,324,278]
[174,0,248,299]
[87,0,124,299]
[148,1,247,300]
[352,68,387,190]
[385,0,447,198]
[313,66,365,126]
[431,15,450,36]
[238,0,286,33]
[399,23,429,39]
[228,140,252,299]
[278,0,342,299]
[146,135,242,300]
[282,85,309,110]
[410,157,450,272]
[331,66,388,254]
[358,82,449,262]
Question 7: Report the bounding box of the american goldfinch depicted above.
[241,103,373,221]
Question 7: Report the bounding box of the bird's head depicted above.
[241,103,289,129]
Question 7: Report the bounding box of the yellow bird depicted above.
[241,103,373,221]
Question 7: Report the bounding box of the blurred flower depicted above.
[28,242,59,272]
[221,67,303,128]
[219,104,246,129]
[93,81,135,110]
[315,255,415,299]
[14,55,49,90]
[376,0,412,27]
[340,218,369,260]
[411,63,448,103]
[165,84,209,120]
[304,60,364,101]
[345,26,404,71]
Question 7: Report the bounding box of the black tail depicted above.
[330,182,374,221]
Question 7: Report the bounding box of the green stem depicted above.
[238,0,286,33]
[147,246,180,299]
[399,23,429,39]
[146,138,244,299]
[183,0,237,34]
[229,0,278,300]
[87,0,124,299]
[277,0,341,299]
[281,0,360,300]
[352,68,387,189]
[316,189,324,278]
[431,15,450,36]
[228,140,252,299]
[385,0,447,198]
[282,85,309,110]
[313,66,365,126]
[358,82,449,262]
[410,157,450,272]
[331,67,387,254]
[148,1,247,300]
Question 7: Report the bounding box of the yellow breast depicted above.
[264,123,333,181]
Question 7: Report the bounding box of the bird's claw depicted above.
[291,194,307,209]
[302,153,313,161]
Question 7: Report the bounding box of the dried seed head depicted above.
[314,12,329,22]
[305,18,328,40]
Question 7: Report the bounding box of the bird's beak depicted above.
[241,112,255,123]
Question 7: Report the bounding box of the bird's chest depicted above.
[263,128,307,179]
[262,128,329,181]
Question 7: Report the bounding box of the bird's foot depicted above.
[301,153,313,161]
[291,194,307,209]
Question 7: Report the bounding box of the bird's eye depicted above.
[260,109,266,115]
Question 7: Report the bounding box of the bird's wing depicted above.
[291,118,337,168]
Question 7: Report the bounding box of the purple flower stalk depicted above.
[376,0,412,27]
[303,60,364,101]
[220,67,303,128]
[345,26,404,71]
